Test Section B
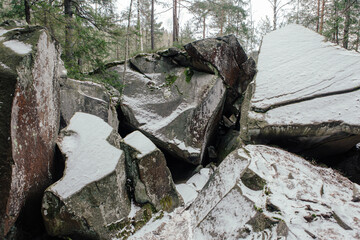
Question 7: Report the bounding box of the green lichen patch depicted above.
[241,168,266,191]
[184,68,194,83]
[164,74,178,87]
[246,212,278,232]
[160,195,173,212]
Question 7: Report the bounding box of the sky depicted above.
[117,0,274,31]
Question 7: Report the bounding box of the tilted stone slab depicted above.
[122,131,181,212]
[42,112,130,239]
[0,24,62,237]
[114,62,226,165]
[60,78,119,130]
[130,145,360,239]
[240,24,360,158]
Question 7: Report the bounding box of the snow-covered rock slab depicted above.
[121,131,181,212]
[0,25,62,237]
[114,61,226,165]
[42,113,130,239]
[129,145,360,239]
[241,24,360,158]
[60,78,119,130]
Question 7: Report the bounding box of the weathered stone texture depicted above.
[0,25,61,237]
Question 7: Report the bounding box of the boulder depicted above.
[114,61,226,165]
[59,78,119,130]
[240,24,360,159]
[0,25,62,237]
[121,131,181,212]
[42,112,130,239]
[130,145,360,239]
[184,34,256,94]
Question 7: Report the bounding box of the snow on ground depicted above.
[3,40,32,55]
[123,131,157,158]
[0,27,23,37]
[252,24,360,111]
[49,112,123,199]
[0,61,10,69]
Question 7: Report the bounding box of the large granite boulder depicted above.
[60,78,119,130]
[42,113,130,239]
[121,131,181,212]
[0,25,62,237]
[114,61,226,165]
[184,34,256,95]
[240,24,360,159]
[130,145,360,239]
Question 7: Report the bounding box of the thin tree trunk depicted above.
[273,0,277,30]
[123,0,134,84]
[137,0,143,51]
[343,0,351,49]
[356,20,360,51]
[173,0,178,43]
[151,0,155,49]
[319,0,326,34]
[316,0,320,32]
[24,0,31,24]
[202,16,206,39]
[64,0,73,63]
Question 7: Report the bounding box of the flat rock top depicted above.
[250,24,360,126]
[49,112,123,199]
[253,24,360,109]
[123,131,157,158]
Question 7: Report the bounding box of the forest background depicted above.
[0,0,359,82]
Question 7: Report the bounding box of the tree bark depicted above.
[151,0,155,50]
[24,0,31,24]
[319,0,326,34]
[273,0,277,30]
[343,0,351,49]
[173,0,179,43]
[64,0,73,63]
[123,0,134,83]
[316,0,320,32]
[203,16,206,39]
[137,0,143,51]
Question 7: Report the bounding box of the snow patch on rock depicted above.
[50,112,123,199]
[123,131,157,158]
[3,40,32,55]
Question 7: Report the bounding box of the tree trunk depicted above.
[64,0,73,63]
[173,0,179,43]
[319,0,326,34]
[273,0,277,30]
[356,20,360,52]
[343,0,351,49]
[316,0,320,32]
[137,0,143,51]
[123,0,134,83]
[24,0,31,24]
[151,0,155,50]
[203,16,206,39]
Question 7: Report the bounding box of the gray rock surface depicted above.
[121,131,181,212]
[114,61,226,165]
[130,145,360,239]
[240,24,360,159]
[42,113,130,239]
[60,78,119,130]
[0,25,62,237]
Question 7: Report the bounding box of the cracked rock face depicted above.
[42,113,130,239]
[60,78,119,130]
[184,34,255,95]
[114,60,226,165]
[0,25,61,237]
[240,24,360,158]
[121,131,181,212]
[130,145,360,239]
